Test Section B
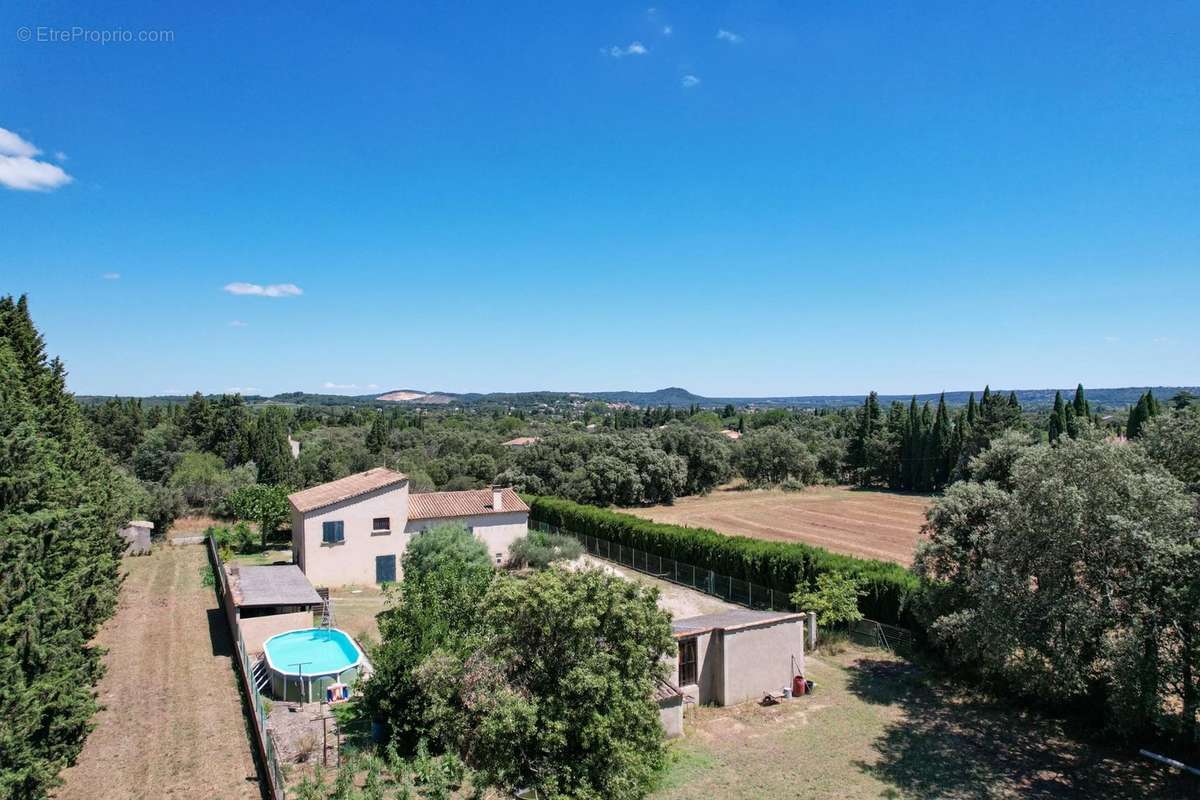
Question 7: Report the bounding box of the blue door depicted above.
[375,554,396,584]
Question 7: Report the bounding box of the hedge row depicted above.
[528,495,919,627]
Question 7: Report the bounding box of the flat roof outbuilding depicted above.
[232,565,323,608]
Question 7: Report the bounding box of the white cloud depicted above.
[223,282,303,298]
[322,381,358,390]
[662,25,673,35]
[681,74,701,88]
[102,272,120,280]
[716,29,743,44]
[0,127,73,191]
[55,151,68,162]
[367,383,379,390]
[228,320,248,327]
[0,128,40,158]
[226,387,259,394]
[606,41,647,58]
[1103,336,1120,343]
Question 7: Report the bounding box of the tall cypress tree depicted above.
[966,392,978,425]
[929,393,952,487]
[1072,383,1090,418]
[1050,391,1066,443]
[0,295,134,799]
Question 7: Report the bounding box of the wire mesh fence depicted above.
[207,533,288,800]
[848,618,915,656]
[533,521,794,612]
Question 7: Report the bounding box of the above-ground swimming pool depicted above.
[263,628,364,703]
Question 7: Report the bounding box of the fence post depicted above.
[808,611,818,650]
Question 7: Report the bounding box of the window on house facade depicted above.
[678,638,697,685]
[322,520,345,544]
[372,517,390,532]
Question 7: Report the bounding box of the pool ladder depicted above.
[250,655,271,694]
[317,587,334,629]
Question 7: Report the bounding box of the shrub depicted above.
[507,530,584,569]
[403,523,491,579]
[528,495,919,626]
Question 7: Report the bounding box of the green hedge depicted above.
[528,495,919,627]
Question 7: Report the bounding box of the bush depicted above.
[507,530,583,569]
[529,495,919,626]
[402,523,491,579]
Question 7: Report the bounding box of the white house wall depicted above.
[404,512,529,567]
[292,482,412,587]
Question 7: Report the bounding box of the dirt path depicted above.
[54,545,262,800]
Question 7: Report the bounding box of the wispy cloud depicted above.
[223,282,303,298]
[0,127,73,191]
[662,25,672,35]
[605,41,647,58]
[716,29,743,44]
[322,381,358,390]
[226,387,259,394]
[102,272,120,280]
[228,320,248,327]
[1103,336,1120,343]
[681,74,701,88]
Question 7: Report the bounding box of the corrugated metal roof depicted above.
[407,487,529,521]
[671,609,803,638]
[288,467,407,513]
[232,565,323,607]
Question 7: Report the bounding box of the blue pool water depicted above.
[263,628,362,675]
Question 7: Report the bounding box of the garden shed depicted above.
[670,609,806,706]
[118,520,153,556]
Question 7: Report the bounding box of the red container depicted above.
[792,675,806,696]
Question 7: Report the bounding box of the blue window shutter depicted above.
[336,521,345,542]
[323,520,344,543]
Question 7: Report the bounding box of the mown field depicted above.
[626,485,931,566]
[53,545,260,800]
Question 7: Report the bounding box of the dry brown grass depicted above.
[626,485,932,566]
[53,545,261,800]
[653,645,1199,800]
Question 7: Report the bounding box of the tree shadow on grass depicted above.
[845,657,1199,799]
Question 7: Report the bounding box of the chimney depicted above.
[492,485,503,511]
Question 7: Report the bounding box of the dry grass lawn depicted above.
[626,485,931,566]
[53,545,262,800]
[652,644,1198,800]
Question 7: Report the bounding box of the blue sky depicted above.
[2,2,1197,397]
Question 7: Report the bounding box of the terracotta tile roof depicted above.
[720,429,743,440]
[407,487,529,521]
[288,467,408,514]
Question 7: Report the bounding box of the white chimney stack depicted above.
[492,485,503,511]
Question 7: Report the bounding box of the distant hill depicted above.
[375,388,457,404]
[77,385,1198,412]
